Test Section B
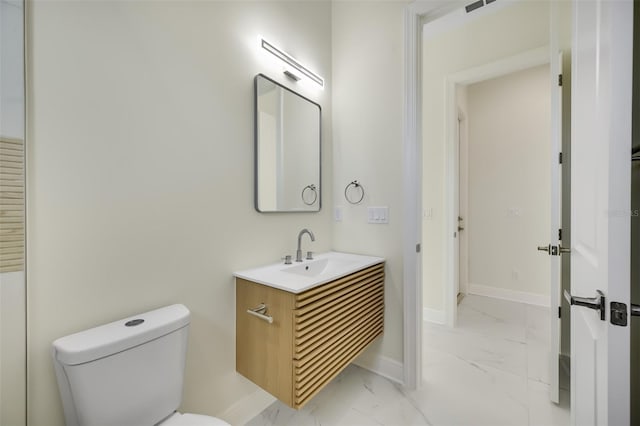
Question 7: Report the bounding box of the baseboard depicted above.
[217,387,276,426]
[353,351,404,386]
[423,307,445,324]
[468,283,550,307]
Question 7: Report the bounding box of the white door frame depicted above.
[402,0,470,391]
[441,47,551,327]
[402,0,559,389]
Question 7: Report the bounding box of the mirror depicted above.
[254,74,321,212]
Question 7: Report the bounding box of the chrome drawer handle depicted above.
[247,303,273,324]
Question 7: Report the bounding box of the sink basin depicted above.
[234,251,384,294]
[282,258,332,277]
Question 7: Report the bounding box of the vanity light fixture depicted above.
[260,38,324,89]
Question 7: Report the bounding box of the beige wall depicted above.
[27,1,333,424]
[466,64,551,297]
[332,1,407,366]
[422,1,551,311]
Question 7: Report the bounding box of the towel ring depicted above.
[301,184,318,205]
[344,180,365,204]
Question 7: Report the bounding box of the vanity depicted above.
[234,252,384,409]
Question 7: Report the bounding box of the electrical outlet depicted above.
[334,206,343,222]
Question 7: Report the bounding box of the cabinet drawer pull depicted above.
[247,303,273,324]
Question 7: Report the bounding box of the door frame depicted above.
[442,47,551,327]
[402,0,563,389]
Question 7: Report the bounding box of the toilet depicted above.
[52,304,230,426]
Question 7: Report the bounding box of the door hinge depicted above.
[558,306,561,318]
[416,243,421,253]
[558,74,563,86]
[558,228,562,241]
[559,152,563,164]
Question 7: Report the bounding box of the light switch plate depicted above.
[368,206,389,224]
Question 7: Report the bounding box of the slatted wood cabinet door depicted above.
[236,262,384,409]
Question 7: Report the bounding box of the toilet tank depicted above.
[52,304,191,426]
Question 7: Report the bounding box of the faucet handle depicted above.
[306,251,314,260]
[282,255,292,265]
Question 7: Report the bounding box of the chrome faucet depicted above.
[296,228,315,262]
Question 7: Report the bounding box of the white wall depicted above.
[332,1,407,374]
[466,65,551,301]
[27,2,332,424]
[422,1,551,312]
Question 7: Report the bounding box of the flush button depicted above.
[125,319,145,327]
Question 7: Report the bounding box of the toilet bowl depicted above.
[51,304,230,426]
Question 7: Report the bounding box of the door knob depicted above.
[564,289,605,321]
[537,244,570,256]
[537,245,550,253]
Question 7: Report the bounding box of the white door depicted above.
[570,0,632,424]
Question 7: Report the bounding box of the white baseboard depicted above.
[423,308,445,324]
[468,283,550,307]
[353,351,404,386]
[217,387,275,426]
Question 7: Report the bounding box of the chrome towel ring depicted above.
[344,180,365,204]
[301,184,318,205]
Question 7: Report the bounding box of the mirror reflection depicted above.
[255,74,321,212]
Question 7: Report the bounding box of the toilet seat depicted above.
[161,412,231,426]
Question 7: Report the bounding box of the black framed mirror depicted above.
[254,74,321,212]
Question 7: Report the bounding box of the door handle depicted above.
[537,244,570,256]
[564,289,606,321]
[537,245,550,253]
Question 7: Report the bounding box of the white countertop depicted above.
[233,251,385,294]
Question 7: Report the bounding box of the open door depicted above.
[568,0,632,424]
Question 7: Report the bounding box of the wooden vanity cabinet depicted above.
[235,262,384,409]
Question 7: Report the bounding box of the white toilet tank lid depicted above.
[52,304,190,366]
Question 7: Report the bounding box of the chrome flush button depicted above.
[125,319,144,327]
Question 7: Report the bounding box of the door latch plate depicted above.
[610,302,627,326]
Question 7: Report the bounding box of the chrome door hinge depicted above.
[559,152,563,164]
[558,306,561,318]
[416,243,421,253]
[558,74,563,86]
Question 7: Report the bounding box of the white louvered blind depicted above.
[0,137,24,273]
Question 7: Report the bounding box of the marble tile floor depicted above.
[246,295,570,426]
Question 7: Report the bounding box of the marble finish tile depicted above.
[424,324,528,378]
[246,366,431,426]
[527,380,570,426]
[455,295,527,343]
[246,295,569,426]
[412,349,529,425]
